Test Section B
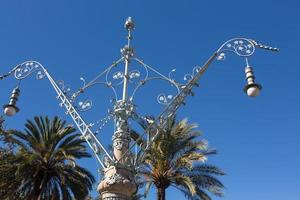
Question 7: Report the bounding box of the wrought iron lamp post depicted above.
[0,17,278,200]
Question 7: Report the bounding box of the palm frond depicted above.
[136,117,225,200]
[0,116,95,200]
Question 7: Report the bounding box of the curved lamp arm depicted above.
[121,37,279,165]
[2,61,113,168]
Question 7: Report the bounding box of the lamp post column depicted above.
[97,17,137,200]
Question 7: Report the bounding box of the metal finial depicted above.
[124,17,135,31]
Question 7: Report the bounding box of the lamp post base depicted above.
[98,165,137,200]
[100,193,129,200]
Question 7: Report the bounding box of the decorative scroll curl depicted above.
[183,66,202,82]
[14,61,45,80]
[217,38,256,60]
[77,100,93,112]
[69,59,124,103]
[71,57,182,106]
[157,93,174,105]
[57,79,93,112]
[130,58,181,106]
[57,80,71,94]
[106,61,147,89]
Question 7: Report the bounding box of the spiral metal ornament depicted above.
[14,61,45,80]
[107,61,146,89]
[183,66,202,82]
[130,58,182,106]
[57,80,71,94]
[112,71,125,83]
[77,99,93,111]
[157,93,174,105]
[56,77,93,112]
[129,70,141,80]
[65,54,181,107]
[217,38,256,60]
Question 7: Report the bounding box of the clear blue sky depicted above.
[0,1,299,200]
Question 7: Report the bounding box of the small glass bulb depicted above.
[4,106,17,116]
[246,86,261,97]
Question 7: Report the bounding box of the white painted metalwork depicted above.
[0,18,279,171]
[122,37,279,165]
[12,61,113,168]
[0,17,279,200]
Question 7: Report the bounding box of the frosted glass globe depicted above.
[246,86,260,97]
[4,106,17,116]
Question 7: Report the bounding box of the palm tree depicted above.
[0,117,22,200]
[0,147,22,200]
[0,116,95,200]
[133,117,225,200]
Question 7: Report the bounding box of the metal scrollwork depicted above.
[57,80,77,110]
[217,38,256,60]
[157,93,174,105]
[112,71,124,81]
[80,77,86,87]
[68,56,182,107]
[14,61,45,80]
[77,99,93,111]
[36,71,45,80]
[57,80,71,94]
[70,77,90,102]
[57,78,93,112]
[129,70,141,80]
[130,58,181,106]
[183,66,202,82]
[107,64,146,88]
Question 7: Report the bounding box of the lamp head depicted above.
[244,65,262,97]
[244,83,262,97]
[3,87,20,117]
[3,105,19,116]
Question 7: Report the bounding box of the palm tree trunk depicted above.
[34,188,42,200]
[33,180,43,200]
[157,187,166,200]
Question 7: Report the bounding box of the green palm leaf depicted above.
[135,116,225,200]
[0,116,95,200]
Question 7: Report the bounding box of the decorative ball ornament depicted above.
[124,17,135,30]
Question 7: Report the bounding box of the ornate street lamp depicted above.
[0,17,278,200]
